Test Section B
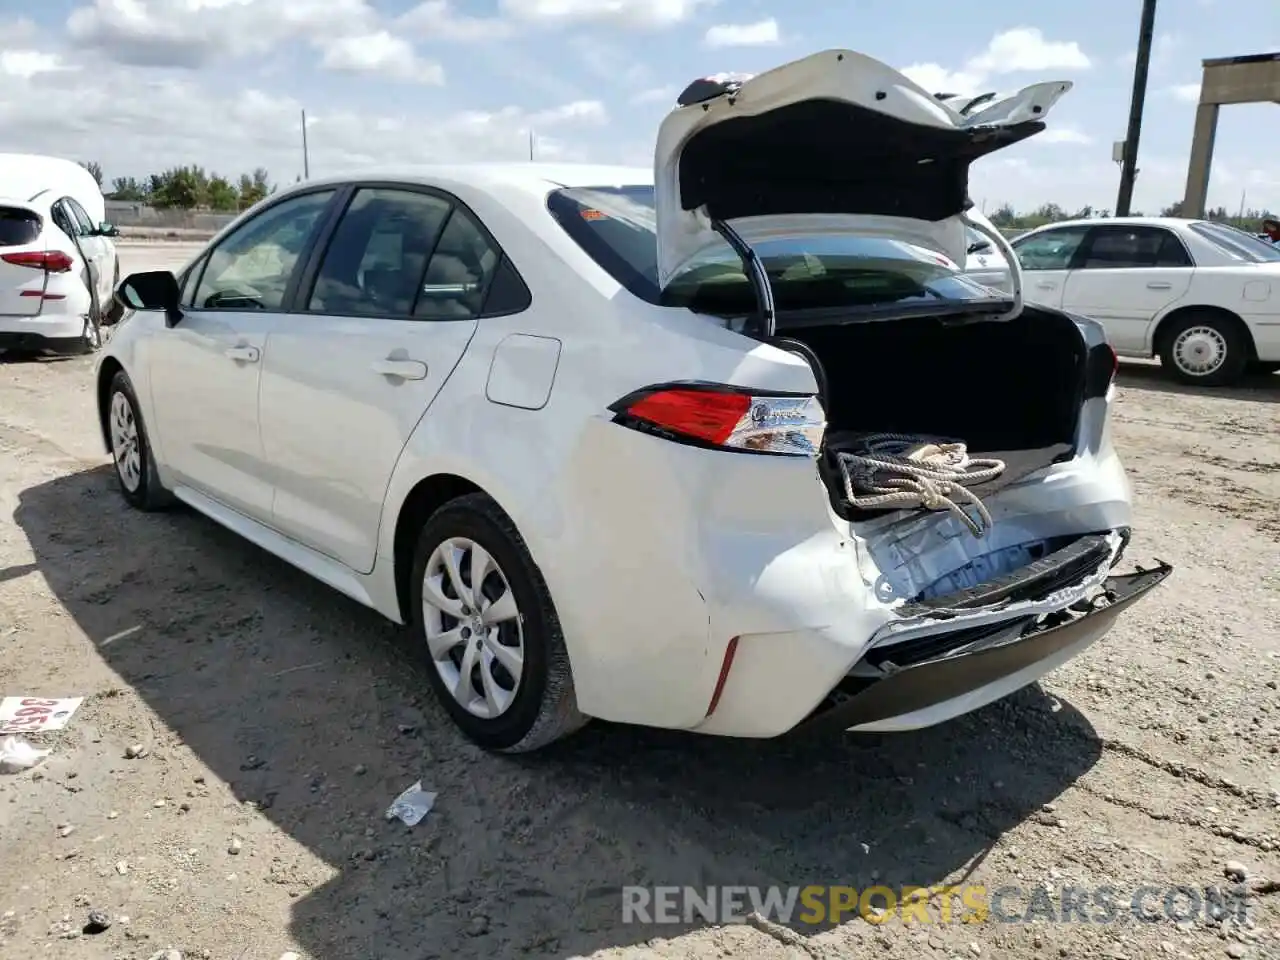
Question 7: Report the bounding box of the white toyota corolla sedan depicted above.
[96,49,1170,753]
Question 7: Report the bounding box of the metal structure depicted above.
[1182,52,1280,217]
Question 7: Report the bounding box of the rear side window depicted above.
[1010,226,1090,271]
[1079,226,1192,269]
[547,185,661,302]
[0,207,41,247]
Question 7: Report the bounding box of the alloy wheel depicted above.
[421,537,525,720]
[109,391,142,492]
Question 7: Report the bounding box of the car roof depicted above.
[294,162,653,199]
[1026,216,1200,231]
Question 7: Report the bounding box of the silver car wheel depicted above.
[109,390,142,493]
[1172,325,1227,377]
[421,536,525,720]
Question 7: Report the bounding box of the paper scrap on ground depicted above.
[0,697,85,735]
[0,736,50,773]
[386,781,437,826]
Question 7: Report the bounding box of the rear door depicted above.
[1061,225,1194,354]
[258,184,527,573]
[64,197,111,304]
[1009,225,1091,309]
[0,202,48,316]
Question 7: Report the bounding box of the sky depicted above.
[2,0,1278,214]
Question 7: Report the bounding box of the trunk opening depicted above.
[773,307,1087,522]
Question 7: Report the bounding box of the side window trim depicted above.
[189,185,343,313]
[287,179,530,321]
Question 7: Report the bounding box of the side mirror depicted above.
[967,239,993,255]
[116,270,182,326]
[98,221,120,238]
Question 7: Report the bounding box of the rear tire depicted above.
[107,370,173,511]
[1157,312,1249,387]
[410,493,587,752]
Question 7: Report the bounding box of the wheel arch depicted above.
[390,472,487,623]
[95,356,125,453]
[1150,304,1258,361]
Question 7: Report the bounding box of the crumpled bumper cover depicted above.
[798,560,1172,735]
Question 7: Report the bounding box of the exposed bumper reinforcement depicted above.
[800,561,1172,735]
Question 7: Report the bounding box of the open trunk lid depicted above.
[653,49,1071,293]
[0,199,49,317]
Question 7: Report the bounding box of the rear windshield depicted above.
[0,207,41,247]
[546,185,1006,314]
[1189,221,1280,263]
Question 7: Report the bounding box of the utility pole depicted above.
[528,129,535,162]
[301,109,310,180]
[1116,0,1158,216]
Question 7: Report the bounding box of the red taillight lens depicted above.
[1,250,74,273]
[610,383,826,456]
[626,388,753,446]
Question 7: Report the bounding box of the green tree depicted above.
[207,175,239,211]
[108,177,148,202]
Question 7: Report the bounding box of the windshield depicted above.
[1189,221,1280,263]
[546,185,1009,314]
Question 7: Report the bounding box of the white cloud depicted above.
[0,59,610,184]
[0,50,75,80]
[319,32,444,84]
[967,27,1091,75]
[903,26,1091,98]
[498,0,708,29]
[704,18,780,48]
[397,1,514,42]
[1169,82,1202,103]
[1035,126,1093,145]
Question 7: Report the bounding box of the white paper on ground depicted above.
[0,697,85,735]
[385,781,437,826]
[0,736,50,773]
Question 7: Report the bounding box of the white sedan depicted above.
[96,49,1167,752]
[1010,216,1280,386]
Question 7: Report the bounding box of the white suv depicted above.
[97,49,1169,752]
[0,191,119,354]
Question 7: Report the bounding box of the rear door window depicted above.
[1078,226,1192,269]
[0,207,41,247]
[1010,226,1090,271]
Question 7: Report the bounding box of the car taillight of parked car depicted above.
[1,250,74,273]
[609,383,826,456]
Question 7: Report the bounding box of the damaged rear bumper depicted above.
[799,559,1171,735]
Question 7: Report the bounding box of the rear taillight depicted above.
[1,250,73,273]
[1084,342,1119,398]
[609,383,826,456]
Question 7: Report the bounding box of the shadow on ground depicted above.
[1117,362,1280,404]
[15,466,1105,960]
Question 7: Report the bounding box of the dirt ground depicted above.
[2,244,1280,960]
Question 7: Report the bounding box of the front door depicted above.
[147,188,339,521]
[258,186,517,573]
[1060,224,1194,355]
[62,198,112,305]
[1009,224,1091,311]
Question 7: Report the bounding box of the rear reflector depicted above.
[1,250,74,273]
[705,636,740,717]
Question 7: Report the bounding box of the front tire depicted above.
[107,371,173,511]
[1158,313,1249,387]
[410,493,587,752]
[1249,361,1280,376]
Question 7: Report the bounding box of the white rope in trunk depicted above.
[835,433,1007,537]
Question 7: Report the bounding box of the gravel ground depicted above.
[1,245,1279,960]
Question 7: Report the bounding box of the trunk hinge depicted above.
[961,210,1024,322]
[710,217,776,338]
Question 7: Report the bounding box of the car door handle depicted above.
[1036,281,1058,289]
[371,358,428,380]
[224,344,260,363]
[1146,281,1172,289]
